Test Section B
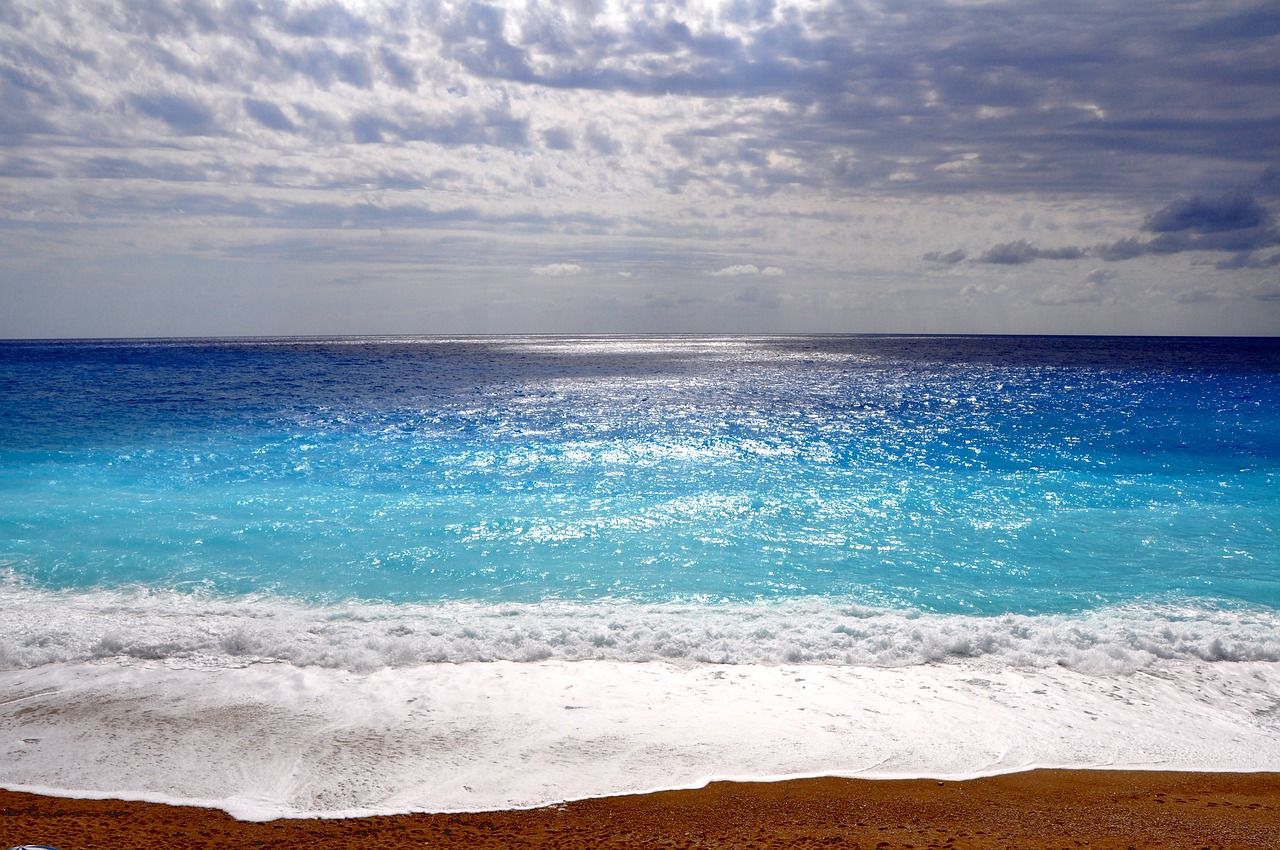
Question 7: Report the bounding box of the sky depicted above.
[2,0,1279,337]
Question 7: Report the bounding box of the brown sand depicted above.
[3,770,1278,849]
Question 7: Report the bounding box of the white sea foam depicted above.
[2,581,1278,675]
[3,583,1280,819]
[5,578,1279,819]
[2,658,1278,820]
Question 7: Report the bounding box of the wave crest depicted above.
[3,583,1277,675]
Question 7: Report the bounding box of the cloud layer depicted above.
[934,189,1280,270]
[1,0,1278,335]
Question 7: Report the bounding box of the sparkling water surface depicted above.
[2,334,1276,616]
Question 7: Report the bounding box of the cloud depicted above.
[946,188,1280,268]
[1144,191,1270,234]
[128,92,218,135]
[976,240,1085,265]
[542,127,575,151]
[1093,190,1280,263]
[284,46,376,90]
[243,98,295,132]
[735,283,783,309]
[709,264,784,276]
[923,249,966,264]
[531,263,585,276]
[584,122,621,156]
[957,281,1010,299]
[1174,287,1232,304]
[1259,166,1280,196]
[379,47,418,90]
[275,3,371,40]
[0,155,54,178]
[1092,238,1146,262]
[346,103,529,147]
[80,156,209,182]
[438,3,533,81]
[9,1,1280,205]
[1033,269,1115,306]
[1216,250,1280,270]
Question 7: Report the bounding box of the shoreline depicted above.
[7,659,1280,820]
[5,770,1279,849]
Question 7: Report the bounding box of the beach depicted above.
[6,658,1280,822]
[6,770,1279,849]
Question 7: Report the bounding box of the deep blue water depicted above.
[2,334,1277,619]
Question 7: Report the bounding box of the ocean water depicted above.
[2,334,1279,818]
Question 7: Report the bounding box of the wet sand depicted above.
[4,770,1278,849]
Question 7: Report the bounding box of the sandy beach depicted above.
[4,770,1278,849]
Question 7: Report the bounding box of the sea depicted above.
[1,334,1278,819]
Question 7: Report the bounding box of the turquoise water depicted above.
[1,334,1278,669]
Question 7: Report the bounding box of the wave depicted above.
[3,580,1277,675]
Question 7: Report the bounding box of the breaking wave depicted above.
[3,580,1276,676]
